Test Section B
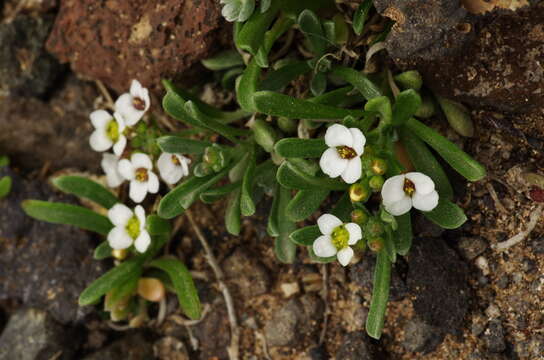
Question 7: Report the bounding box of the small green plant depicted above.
[23,0,486,339]
[0,155,11,199]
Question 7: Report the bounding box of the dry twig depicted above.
[493,204,543,251]
[318,264,330,345]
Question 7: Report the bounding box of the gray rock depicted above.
[335,332,383,360]
[482,320,506,353]
[223,249,270,299]
[0,308,74,360]
[83,333,153,360]
[457,237,488,261]
[402,317,442,353]
[193,300,230,360]
[0,14,63,97]
[0,168,105,323]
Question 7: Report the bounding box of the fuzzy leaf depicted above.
[366,251,391,339]
[22,200,113,235]
[146,215,172,236]
[259,61,312,91]
[225,188,242,235]
[274,184,297,263]
[240,146,257,216]
[201,50,243,70]
[277,161,348,190]
[423,198,467,229]
[185,101,249,143]
[286,188,329,222]
[298,9,327,56]
[437,97,474,137]
[237,58,262,112]
[393,213,412,256]
[200,182,241,204]
[392,89,421,127]
[353,0,373,35]
[331,66,382,100]
[235,1,279,54]
[0,176,11,198]
[93,241,113,260]
[157,136,211,155]
[274,138,327,158]
[289,225,321,246]
[52,176,118,209]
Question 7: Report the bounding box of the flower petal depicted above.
[90,110,112,129]
[179,155,191,176]
[114,93,132,113]
[158,153,182,184]
[337,247,354,266]
[147,172,160,193]
[349,128,366,155]
[345,223,362,245]
[107,226,133,250]
[101,154,124,188]
[134,230,151,253]
[134,205,146,228]
[320,148,348,178]
[313,235,337,257]
[324,124,353,148]
[341,158,362,184]
[412,190,439,212]
[405,172,435,196]
[131,153,153,169]
[113,112,126,132]
[129,180,148,203]
[118,159,135,180]
[130,80,143,96]
[384,196,412,216]
[381,174,406,205]
[113,135,127,157]
[317,213,342,235]
[89,130,113,152]
[108,203,133,226]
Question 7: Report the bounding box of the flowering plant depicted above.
[22,0,486,340]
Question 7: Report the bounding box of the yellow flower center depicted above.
[403,178,416,197]
[126,216,140,239]
[331,225,350,250]
[135,167,149,182]
[132,97,146,111]
[336,146,357,159]
[171,155,180,166]
[106,120,119,142]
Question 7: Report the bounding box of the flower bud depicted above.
[369,175,385,191]
[349,182,370,202]
[112,249,128,261]
[365,218,384,237]
[371,158,387,175]
[353,239,367,252]
[351,209,369,225]
[368,237,384,252]
[137,278,166,303]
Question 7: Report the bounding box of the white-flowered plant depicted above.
[89,110,127,156]
[157,152,191,185]
[115,79,150,126]
[107,203,151,253]
[381,172,439,216]
[118,153,159,203]
[101,153,124,188]
[313,214,362,266]
[319,124,365,184]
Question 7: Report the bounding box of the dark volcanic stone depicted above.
[0,168,105,323]
[335,332,383,360]
[456,237,488,261]
[406,237,470,348]
[0,14,63,97]
[0,308,75,360]
[83,333,153,360]
[46,0,226,93]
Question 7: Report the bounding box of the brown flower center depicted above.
[170,155,180,166]
[403,178,416,196]
[135,167,149,182]
[336,146,357,159]
[132,97,146,111]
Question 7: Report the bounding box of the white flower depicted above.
[101,153,124,188]
[157,152,191,185]
[312,214,362,266]
[319,124,365,184]
[381,172,439,216]
[107,203,151,253]
[89,110,127,156]
[115,79,150,126]
[118,153,159,203]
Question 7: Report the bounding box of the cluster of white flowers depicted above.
[89,80,192,204]
[316,124,440,266]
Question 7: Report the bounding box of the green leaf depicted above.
[392,89,422,127]
[146,215,172,236]
[200,182,241,204]
[201,50,243,71]
[0,155,9,167]
[437,97,474,137]
[185,101,249,143]
[274,184,297,263]
[158,167,231,219]
[365,96,392,125]
[235,1,280,55]
[252,119,278,153]
[225,188,242,235]
[79,257,143,305]
[221,67,244,90]
[157,136,211,155]
[93,241,113,260]
[240,146,256,216]
[286,189,329,222]
[330,193,353,221]
[261,0,272,12]
[366,251,391,339]
[104,275,138,311]
[353,0,373,35]
[331,66,382,100]
[289,225,321,246]
[0,176,12,198]
[310,72,327,96]
[308,86,361,106]
[22,200,112,235]
[253,91,365,119]
[259,61,311,91]
[405,118,486,181]
[149,258,201,320]
[423,198,467,229]
[267,184,281,237]
[274,138,327,158]
[277,161,348,191]
[399,127,454,199]
[394,70,423,91]
[394,213,412,256]
[52,176,118,209]
[384,227,397,263]
[255,14,295,68]
[298,9,327,56]
[237,58,262,112]
[163,90,206,128]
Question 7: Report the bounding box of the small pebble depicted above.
[485,304,501,319]
[281,282,300,298]
[475,256,490,275]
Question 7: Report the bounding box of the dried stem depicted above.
[186,209,240,360]
[493,204,543,251]
[318,264,330,345]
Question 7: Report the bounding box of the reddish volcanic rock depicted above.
[46,0,225,93]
